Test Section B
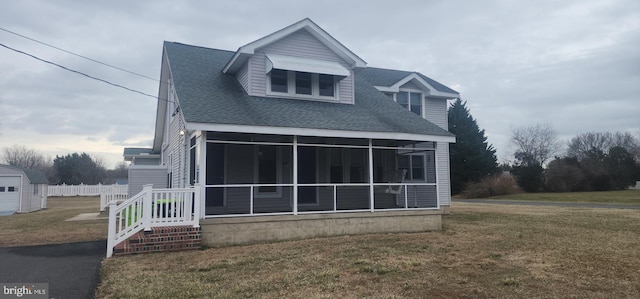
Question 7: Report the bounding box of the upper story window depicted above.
[396,91,422,116]
[266,54,347,100]
[269,70,336,99]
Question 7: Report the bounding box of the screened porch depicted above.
[197,132,439,217]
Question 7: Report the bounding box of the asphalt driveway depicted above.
[0,240,105,299]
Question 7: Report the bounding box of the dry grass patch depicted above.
[0,196,107,247]
[487,189,640,204]
[97,203,640,298]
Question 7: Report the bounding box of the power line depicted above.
[0,42,171,102]
[0,27,159,82]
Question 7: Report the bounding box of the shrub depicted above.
[461,174,521,198]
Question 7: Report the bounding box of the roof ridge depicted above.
[164,41,236,53]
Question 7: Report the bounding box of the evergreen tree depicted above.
[448,98,498,194]
[53,153,106,184]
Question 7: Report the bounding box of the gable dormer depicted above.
[223,18,366,104]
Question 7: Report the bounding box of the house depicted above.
[117,18,459,254]
[0,164,48,214]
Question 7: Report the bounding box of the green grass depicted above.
[487,189,640,204]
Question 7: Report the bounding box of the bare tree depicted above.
[567,131,639,161]
[510,123,562,166]
[2,145,48,169]
[2,145,56,182]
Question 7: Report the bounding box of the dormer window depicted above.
[269,70,336,98]
[266,54,347,100]
[397,91,422,116]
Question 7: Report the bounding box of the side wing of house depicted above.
[359,70,459,207]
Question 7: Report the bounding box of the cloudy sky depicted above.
[1,0,638,168]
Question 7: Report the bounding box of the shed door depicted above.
[0,176,21,213]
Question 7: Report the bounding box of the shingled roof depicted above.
[357,67,459,94]
[0,164,48,184]
[164,41,455,139]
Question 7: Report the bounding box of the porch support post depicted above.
[368,139,374,212]
[293,135,298,215]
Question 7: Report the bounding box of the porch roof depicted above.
[164,42,455,141]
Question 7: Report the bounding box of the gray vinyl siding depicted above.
[166,106,187,188]
[253,30,355,104]
[436,142,451,206]
[236,62,250,93]
[424,97,448,130]
[128,167,168,197]
[403,185,438,208]
[248,55,266,96]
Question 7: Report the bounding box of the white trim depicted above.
[223,18,366,74]
[266,54,349,77]
[292,136,298,215]
[374,73,459,99]
[187,123,456,143]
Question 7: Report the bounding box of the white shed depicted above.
[0,164,48,214]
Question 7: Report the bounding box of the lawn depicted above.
[0,196,107,247]
[96,203,640,298]
[486,189,640,205]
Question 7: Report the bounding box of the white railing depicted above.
[204,183,439,218]
[48,183,128,197]
[106,184,200,257]
[100,187,129,212]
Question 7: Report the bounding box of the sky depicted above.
[1,0,638,168]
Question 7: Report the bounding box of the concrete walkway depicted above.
[456,199,640,210]
[0,240,105,299]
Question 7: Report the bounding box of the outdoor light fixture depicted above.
[179,130,185,136]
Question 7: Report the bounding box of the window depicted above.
[295,72,312,95]
[328,148,368,183]
[397,91,422,116]
[270,69,288,93]
[398,154,426,181]
[255,146,281,196]
[0,186,4,192]
[8,186,16,192]
[189,136,198,185]
[269,70,337,99]
[318,74,335,97]
[34,184,38,195]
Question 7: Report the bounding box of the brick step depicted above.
[113,225,201,256]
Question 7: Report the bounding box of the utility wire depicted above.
[0,27,159,82]
[0,42,171,102]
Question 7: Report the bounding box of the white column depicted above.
[368,139,374,212]
[293,135,298,215]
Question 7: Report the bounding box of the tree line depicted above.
[1,145,128,185]
[448,99,640,196]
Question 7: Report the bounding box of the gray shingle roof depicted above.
[0,164,48,184]
[358,67,459,94]
[164,42,454,138]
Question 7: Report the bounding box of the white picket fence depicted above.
[48,183,128,197]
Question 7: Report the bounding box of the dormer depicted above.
[223,18,366,104]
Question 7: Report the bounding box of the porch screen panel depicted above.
[206,143,225,208]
